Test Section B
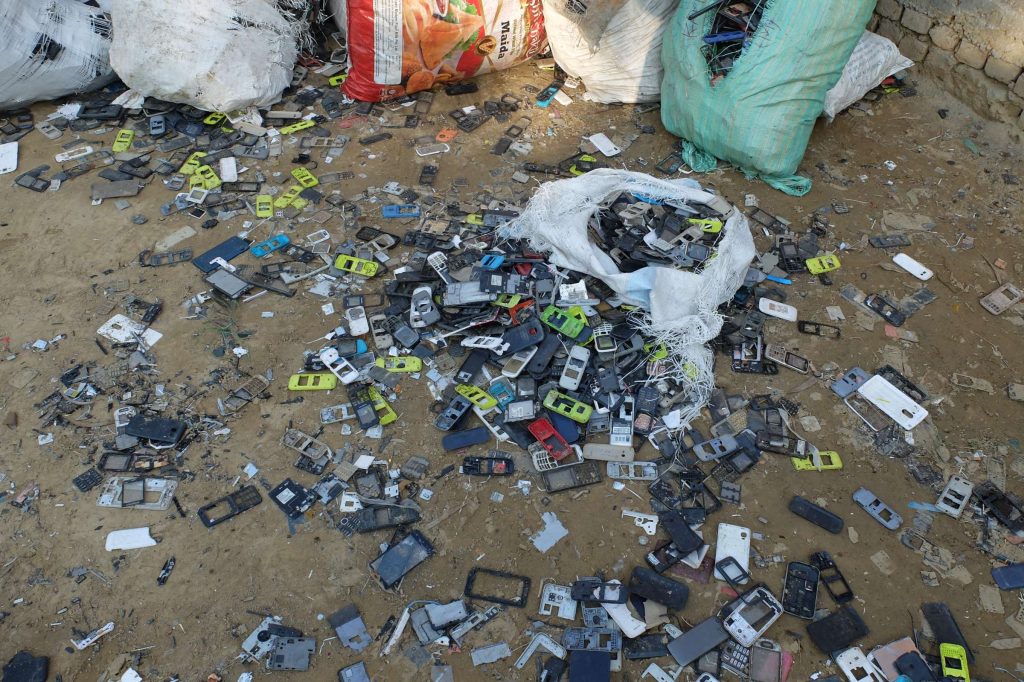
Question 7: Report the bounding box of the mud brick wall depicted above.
[868,0,1024,129]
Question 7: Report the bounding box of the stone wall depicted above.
[868,0,1024,130]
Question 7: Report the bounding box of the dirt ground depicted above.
[1,63,1023,681]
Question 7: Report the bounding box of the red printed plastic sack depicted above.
[343,0,546,102]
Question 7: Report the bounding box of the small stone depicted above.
[984,55,1023,85]
[955,41,988,69]
[871,550,896,576]
[799,416,821,432]
[900,7,931,34]
[928,24,959,51]
[847,527,859,544]
[131,214,148,225]
[979,584,1005,613]
[991,637,1022,650]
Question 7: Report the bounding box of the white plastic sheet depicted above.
[108,0,305,112]
[502,169,756,430]
[824,31,913,120]
[541,0,681,104]
[0,0,116,110]
[105,527,157,551]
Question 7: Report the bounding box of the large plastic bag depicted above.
[343,0,546,102]
[0,0,116,111]
[502,169,756,430]
[108,0,306,113]
[824,31,913,120]
[542,0,681,104]
[660,0,874,195]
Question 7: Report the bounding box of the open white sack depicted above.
[502,169,756,429]
[824,31,913,120]
[542,0,681,104]
[0,0,116,110]
[108,0,304,112]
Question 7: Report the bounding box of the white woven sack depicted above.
[108,0,303,112]
[0,0,116,110]
[824,31,913,120]
[541,0,681,104]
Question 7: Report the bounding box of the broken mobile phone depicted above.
[435,395,472,431]
[339,504,422,535]
[809,551,854,603]
[714,556,751,590]
[342,293,386,308]
[854,399,897,438]
[73,468,103,493]
[788,496,843,534]
[876,364,927,403]
[460,455,515,476]
[935,475,974,519]
[864,293,906,326]
[868,233,912,248]
[781,562,819,619]
[867,638,925,681]
[797,320,841,338]
[197,485,263,527]
[418,164,438,186]
[667,618,731,668]
[979,282,1023,315]
[370,530,435,589]
[541,460,602,493]
[852,486,902,529]
[464,567,531,607]
[570,578,629,604]
[755,431,807,458]
[894,651,935,682]
[830,367,870,398]
[358,132,392,145]
[974,480,1024,534]
[655,152,683,175]
[805,605,869,653]
[628,567,689,610]
[692,435,740,462]
[444,82,479,96]
[269,478,316,519]
[661,510,705,555]
[921,602,975,663]
[645,540,690,574]
[441,426,490,451]
[719,584,784,647]
[124,414,186,445]
[535,80,564,104]
[561,627,622,652]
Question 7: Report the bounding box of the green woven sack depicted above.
[660,0,875,195]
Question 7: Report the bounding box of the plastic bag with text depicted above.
[343,0,546,102]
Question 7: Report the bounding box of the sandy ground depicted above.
[1,64,1023,681]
